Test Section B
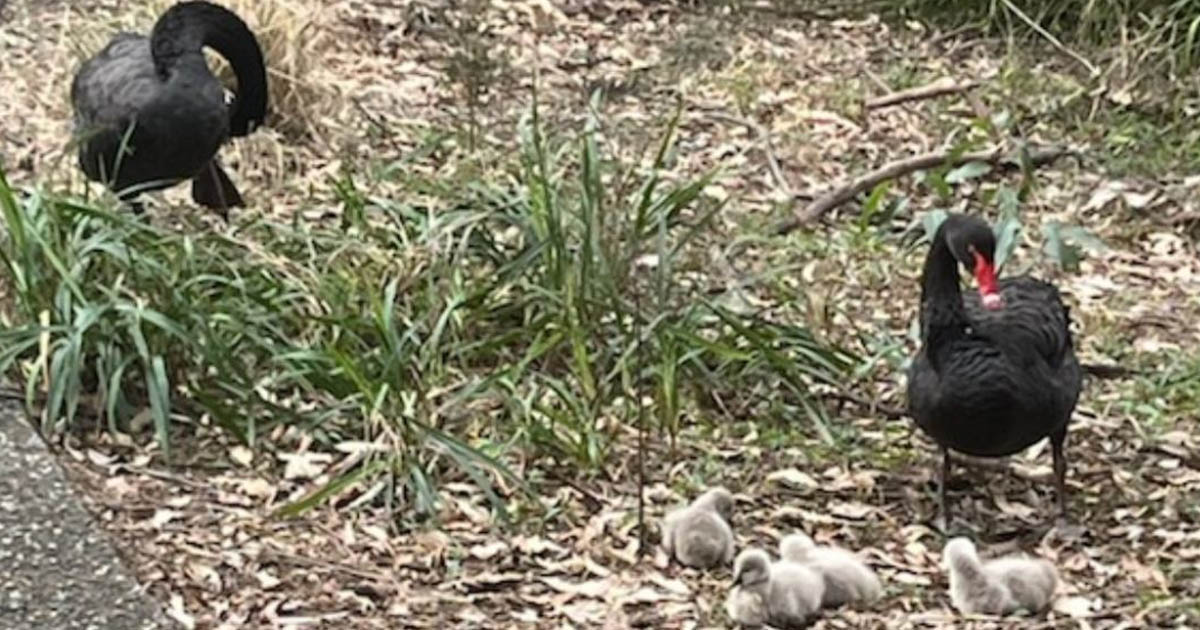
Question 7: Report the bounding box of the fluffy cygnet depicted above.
[779,532,882,607]
[943,537,1059,616]
[725,578,768,627]
[661,486,735,568]
[730,548,824,628]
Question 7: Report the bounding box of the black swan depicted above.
[70,1,268,218]
[906,213,1082,530]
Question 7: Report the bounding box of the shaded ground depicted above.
[2,0,1199,628]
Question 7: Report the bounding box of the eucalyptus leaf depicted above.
[996,186,1020,217]
[945,161,993,184]
[991,110,1012,131]
[921,209,949,242]
[1060,224,1108,252]
[993,216,1021,271]
[1042,221,1083,272]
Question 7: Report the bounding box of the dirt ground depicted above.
[2,0,1199,628]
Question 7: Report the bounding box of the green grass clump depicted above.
[882,0,1200,68]
[0,99,856,523]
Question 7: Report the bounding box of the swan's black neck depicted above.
[149,1,268,136]
[920,231,970,364]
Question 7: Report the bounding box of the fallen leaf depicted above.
[278,452,332,480]
[540,576,615,600]
[256,569,282,590]
[166,593,196,630]
[828,501,874,519]
[469,540,509,560]
[1052,595,1095,618]
[238,477,276,498]
[229,445,254,467]
[767,468,820,491]
[148,509,182,529]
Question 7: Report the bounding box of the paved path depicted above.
[0,398,177,630]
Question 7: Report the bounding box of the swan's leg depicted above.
[1048,428,1085,540]
[1050,427,1068,520]
[936,446,953,533]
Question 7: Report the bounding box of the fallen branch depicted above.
[865,77,980,111]
[773,144,1079,236]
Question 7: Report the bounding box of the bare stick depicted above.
[818,391,906,420]
[865,77,980,111]
[545,467,604,512]
[1081,363,1137,379]
[634,260,648,559]
[772,145,1079,236]
[926,25,980,49]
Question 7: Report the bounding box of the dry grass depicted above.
[210,0,341,140]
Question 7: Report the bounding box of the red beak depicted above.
[972,250,1003,309]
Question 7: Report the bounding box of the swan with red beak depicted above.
[906,213,1082,533]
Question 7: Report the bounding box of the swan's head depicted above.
[732,549,771,587]
[695,486,735,521]
[941,213,1003,310]
[942,536,979,570]
[779,533,816,562]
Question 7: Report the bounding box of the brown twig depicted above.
[1165,210,1200,226]
[864,77,980,111]
[350,97,405,157]
[818,391,906,420]
[700,112,792,194]
[1081,363,1137,379]
[0,387,27,402]
[925,25,980,49]
[118,466,210,490]
[860,68,933,131]
[558,55,614,72]
[1139,446,1200,471]
[261,547,392,583]
[545,466,605,513]
[773,145,1079,236]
